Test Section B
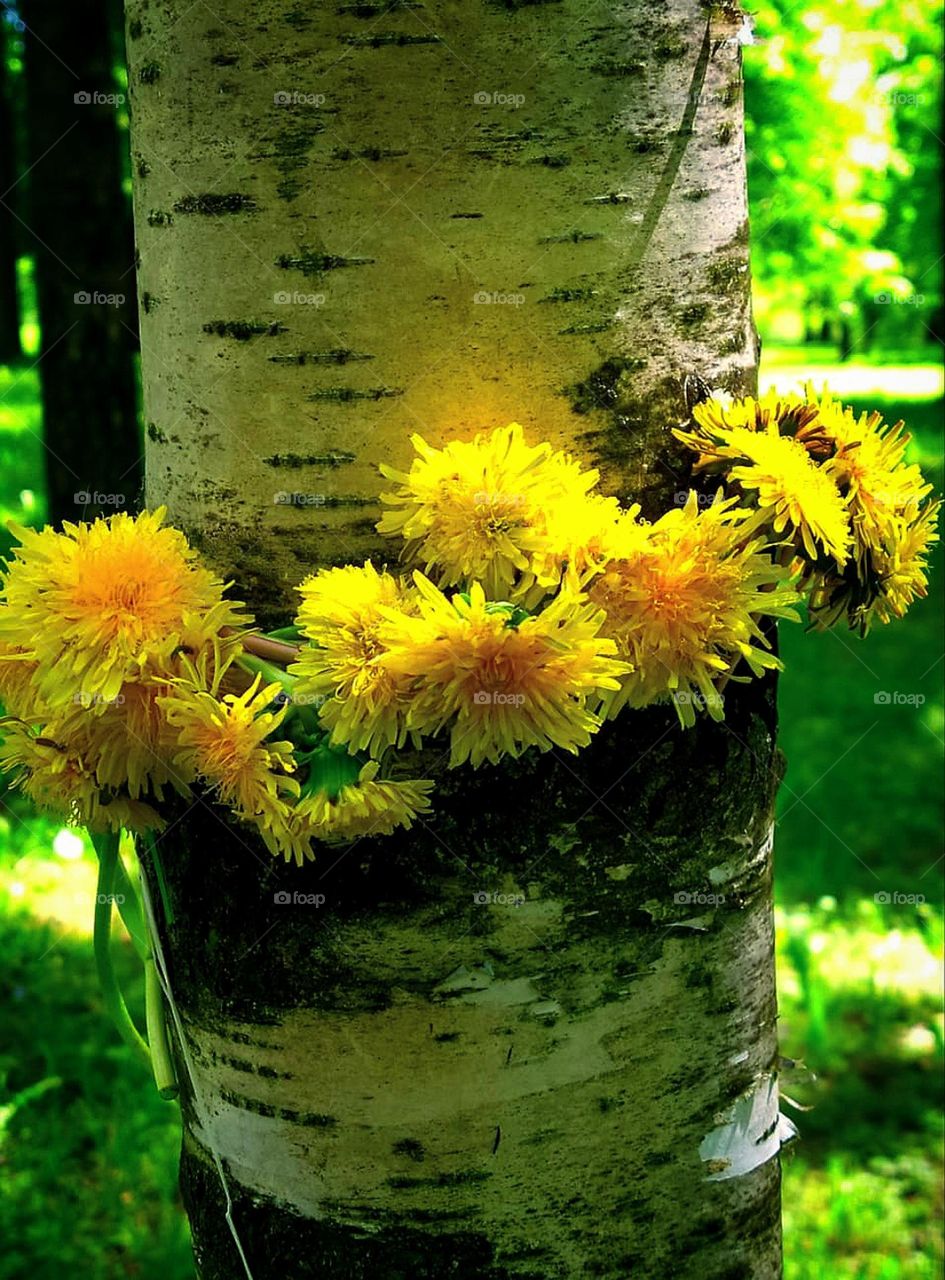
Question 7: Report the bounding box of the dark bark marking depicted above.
[202,320,287,339]
[306,387,403,402]
[263,451,357,468]
[538,230,601,244]
[341,32,442,46]
[269,350,374,365]
[277,251,375,274]
[173,193,258,215]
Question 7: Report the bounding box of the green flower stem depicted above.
[143,830,175,927]
[237,653,296,694]
[144,957,180,1100]
[90,831,151,1068]
[264,626,302,642]
[111,846,149,962]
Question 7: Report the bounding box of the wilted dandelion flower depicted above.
[381,574,627,766]
[160,675,299,846]
[588,494,800,727]
[675,409,852,569]
[294,759,434,846]
[290,561,421,757]
[0,509,248,709]
[377,423,605,598]
[0,720,163,831]
[809,499,941,633]
[811,392,933,552]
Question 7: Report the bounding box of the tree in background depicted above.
[0,12,22,365]
[20,0,141,523]
[123,1,791,1275]
[745,0,943,355]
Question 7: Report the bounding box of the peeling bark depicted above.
[126,2,787,1275]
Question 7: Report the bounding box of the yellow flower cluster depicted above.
[0,510,430,860]
[1,406,935,859]
[674,388,940,633]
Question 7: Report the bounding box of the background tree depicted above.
[20,0,141,523]
[0,13,22,365]
[745,0,944,355]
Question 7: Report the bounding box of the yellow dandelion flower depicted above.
[517,492,626,605]
[0,509,248,709]
[294,760,434,846]
[54,677,191,801]
[0,720,163,831]
[0,637,46,720]
[160,674,299,830]
[809,499,941,633]
[381,574,627,767]
[676,411,852,568]
[290,562,421,757]
[810,391,933,554]
[587,494,800,727]
[377,423,604,598]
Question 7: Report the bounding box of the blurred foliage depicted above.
[745,0,944,353]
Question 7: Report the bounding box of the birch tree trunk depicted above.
[124,2,791,1275]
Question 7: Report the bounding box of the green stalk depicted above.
[144,957,179,1100]
[237,653,296,694]
[112,845,149,962]
[90,831,151,1067]
[264,626,302,642]
[143,830,175,927]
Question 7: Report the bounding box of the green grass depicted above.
[0,355,942,1278]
